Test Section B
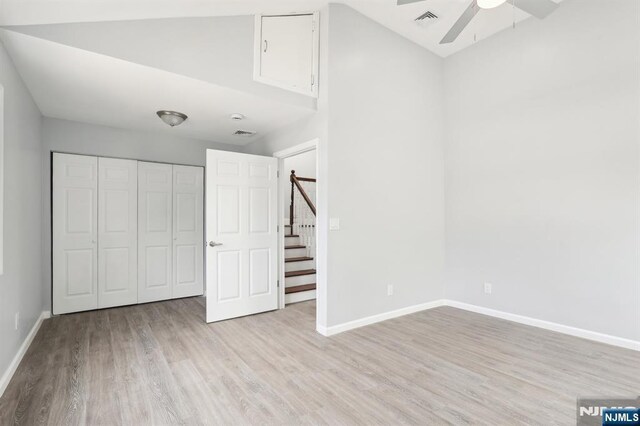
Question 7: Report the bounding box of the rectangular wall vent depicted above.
[415,11,438,21]
[233,130,257,137]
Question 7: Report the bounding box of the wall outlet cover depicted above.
[329,217,340,230]
[484,282,492,295]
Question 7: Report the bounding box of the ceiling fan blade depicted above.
[397,0,426,5]
[513,0,558,19]
[440,1,480,44]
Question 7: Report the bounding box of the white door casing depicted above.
[172,165,204,299]
[138,162,173,303]
[98,157,138,309]
[206,150,278,323]
[53,153,98,314]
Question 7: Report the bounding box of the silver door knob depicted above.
[208,241,223,247]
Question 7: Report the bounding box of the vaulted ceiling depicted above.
[0,0,563,57]
[0,0,563,143]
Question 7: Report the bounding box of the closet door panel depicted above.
[138,162,173,303]
[98,157,138,308]
[53,153,98,314]
[172,165,204,298]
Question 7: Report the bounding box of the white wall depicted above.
[41,117,241,310]
[284,149,316,179]
[444,0,640,341]
[0,42,44,381]
[325,4,445,326]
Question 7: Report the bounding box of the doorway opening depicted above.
[274,140,318,312]
[283,150,317,305]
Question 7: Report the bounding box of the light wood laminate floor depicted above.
[1,298,638,425]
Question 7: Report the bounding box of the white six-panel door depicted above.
[138,162,173,303]
[173,165,204,299]
[98,157,138,309]
[206,150,278,323]
[53,153,98,314]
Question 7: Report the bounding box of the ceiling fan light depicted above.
[156,110,188,127]
[477,0,507,9]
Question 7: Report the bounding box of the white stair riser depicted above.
[284,236,300,245]
[285,290,316,305]
[285,260,315,272]
[285,273,316,286]
[285,248,307,258]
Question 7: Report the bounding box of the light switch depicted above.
[329,217,340,230]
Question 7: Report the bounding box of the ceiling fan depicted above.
[398,0,559,44]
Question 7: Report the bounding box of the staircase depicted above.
[284,171,316,304]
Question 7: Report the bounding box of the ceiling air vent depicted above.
[415,11,438,21]
[234,130,257,137]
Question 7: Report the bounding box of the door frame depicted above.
[273,139,319,310]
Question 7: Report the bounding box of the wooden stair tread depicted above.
[285,269,316,277]
[285,284,316,294]
[285,256,313,263]
[285,245,306,249]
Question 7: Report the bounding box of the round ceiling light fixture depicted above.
[477,0,507,9]
[156,110,188,127]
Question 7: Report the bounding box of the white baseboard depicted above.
[443,300,640,352]
[317,299,445,336]
[316,298,638,351]
[0,310,50,397]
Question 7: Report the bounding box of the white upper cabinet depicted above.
[254,13,319,98]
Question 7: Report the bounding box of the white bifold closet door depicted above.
[138,162,174,303]
[138,162,204,303]
[172,165,204,299]
[98,157,138,309]
[53,154,98,315]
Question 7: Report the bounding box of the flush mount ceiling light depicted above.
[477,0,507,9]
[156,110,188,127]
[230,113,246,121]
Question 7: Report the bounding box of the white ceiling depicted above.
[346,0,562,57]
[0,0,564,144]
[0,29,314,145]
[0,0,563,57]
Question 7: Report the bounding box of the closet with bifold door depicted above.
[52,153,204,315]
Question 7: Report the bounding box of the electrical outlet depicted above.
[484,282,492,295]
[387,285,394,296]
[14,312,19,331]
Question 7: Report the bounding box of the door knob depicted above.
[208,241,223,247]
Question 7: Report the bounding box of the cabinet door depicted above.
[138,162,173,303]
[53,153,98,314]
[257,13,316,95]
[172,165,204,299]
[98,158,138,309]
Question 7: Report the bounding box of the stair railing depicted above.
[290,170,316,218]
[290,170,316,258]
